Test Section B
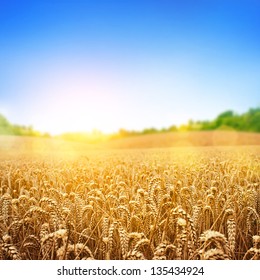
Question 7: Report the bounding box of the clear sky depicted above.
[0,0,259,135]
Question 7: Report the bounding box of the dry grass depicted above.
[0,135,259,260]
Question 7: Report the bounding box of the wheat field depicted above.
[0,137,259,260]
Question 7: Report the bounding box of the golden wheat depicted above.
[0,146,259,259]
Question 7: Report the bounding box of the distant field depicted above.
[0,133,259,260]
[103,131,260,149]
[0,131,260,154]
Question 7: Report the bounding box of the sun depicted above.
[29,64,125,135]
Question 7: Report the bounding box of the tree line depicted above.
[0,114,50,137]
[111,107,260,138]
[0,107,259,140]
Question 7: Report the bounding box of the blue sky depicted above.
[0,0,260,134]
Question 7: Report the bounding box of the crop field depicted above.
[0,135,260,260]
